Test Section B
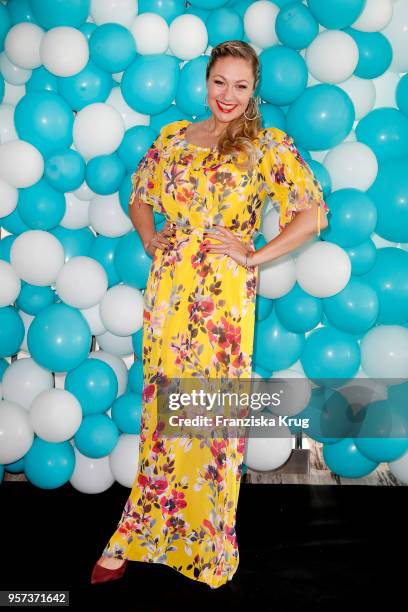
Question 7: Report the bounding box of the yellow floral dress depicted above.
[101,119,328,588]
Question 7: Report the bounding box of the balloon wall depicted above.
[1,0,408,490]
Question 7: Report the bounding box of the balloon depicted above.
[65,357,118,416]
[323,438,378,478]
[307,0,366,29]
[361,325,408,378]
[305,30,359,84]
[244,431,293,471]
[111,392,142,434]
[30,388,82,442]
[1,356,53,410]
[29,0,90,29]
[243,0,279,48]
[354,401,408,463]
[130,13,169,55]
[345,239,377,276]
[307,160,332,199]
[275,2,318,50]
[296,386,351,443]
[88,235,121,288]
[345,28,393,79]
[0,306,25,358]
[0,400,34,464]
[324,189,377,247]
[99,284,144,336]
[117,125,157,172]
[70,445,115,493]
[26,66,58,93]
[0,103,18,142]
[0,139,44,188]
[0,4,11,52]
[396,73,408,118]
[40,26,89,77]
[90,0,138,28]
[356,108,408,162]
[45,148,86,192]
[337,75,376,121]
[255,294,273,322]
[275,282,322,333]
[296,242,351,298]
[206,8,244,47]
[73,102,125,160]
[368,158,408,242]
[89,23,136,72]
[109,432,140,487]
[253,310,305,372]
[259,103,286,131]
[113,230,152,289]
[88,349,128,396]
[259,45,308,106]
[86,154,125,195]
[323,277,379,334]
[323,141,378,191]
[257,253,296,299]
[24,437,75,488]
[168,14,208,60]
[55,255,108,309]
[58,59,113,111]
[18,178,66,230]
[5,22,44,69]
[15,282,55,315]
[383,0,408,73]
[74,414,119,458]
[0,260,21,307]
[352,0,393,32]
[89,193,133,237]
[7,0,37,27]
[176,55,209,117]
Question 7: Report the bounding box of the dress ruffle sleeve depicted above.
[129,128,165,215]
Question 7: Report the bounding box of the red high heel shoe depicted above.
[90,558,128,584]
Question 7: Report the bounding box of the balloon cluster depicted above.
[1,0,408,489]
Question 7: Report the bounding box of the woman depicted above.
[91,39,329,589]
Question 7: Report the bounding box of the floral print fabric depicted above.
[101,119,328,588]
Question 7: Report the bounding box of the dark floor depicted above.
[1,481,405,610]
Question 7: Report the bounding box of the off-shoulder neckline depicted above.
[178,119,219,151]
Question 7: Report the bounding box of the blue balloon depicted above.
[0,4,10,52]
[276,2,318,50]
[367,157,408,242]
[253,310,305,371]
[0,207,30,234]
[323,277,379,334]
[275,283,322,333]
[295,386,351,444]
[111,392,142,434]
[308,160,332,199]
[206,8,243,46]
[118,125,158,172]
[345,239,377,276]
[4,457,25,473]
[114,230,152,289]
[354,400,408,463]
[49,226,95,260]
[138,0,185,23]
[259,45,308,106]
[24,438,75,489]
[323,438,378,478]
[74,414,119,458]
[324,189,377,247]
[0,73,4,102]
[345,28,392,79]
[301,325,360,384]
[16,282,55,315]
[79,21,97,40]
[27,303,91,372]
[260,103,287,131]
[58,60,113,111]
[0,235,17,262]
[122,54,180,114]
[45,148,86,192]
[287,84,355,150]
[176,55,209,117]
[361,247,408,325]
[356,108,408,162]
[0,307,24,358]
[255,295,273,322]
[29,0,90,29]
[18,178,66,230]
[119,171,133,214]
[26,66,59,93]
[90,23,137,73]
[252,363,272,377]
[0,357,8,380]
[86,154,125,195]
[228,0,253,17]
[14,92,73,156]
[65,357,118,416]
[132,327,143,359]
[127,357,144,394]
[88,235,121,288]
[396,73,408,118]
[7,0,38,26]
[307,0,366,29]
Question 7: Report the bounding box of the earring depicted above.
[244,96,260,121]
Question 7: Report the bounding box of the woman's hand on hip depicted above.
[203,225,254,268]
[144,220,174,258]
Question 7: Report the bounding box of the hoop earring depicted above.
[244,96,261,121]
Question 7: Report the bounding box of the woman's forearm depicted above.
[128,195,156,249]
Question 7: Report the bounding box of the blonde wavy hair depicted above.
[205,40,262,172]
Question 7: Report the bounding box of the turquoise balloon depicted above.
[206,8,243,46]
[0,307,24,358]
[4,457,24,473]
[127,358,143,394]
[275,283,322,333]
[300,325,360,384]
[259,45,308,106]
[111,392,142,434]
[49,226,95,260]
[86,154,125,195]
[7,0,37,26]
[118,125,158,172]
[323,277,379,334]
[296,386,351,444]
[354,400,408,463]
[90,23,136,73]
[74,414,119,458]
[29,0,90,29]
[18,178,66,230]
[14,92,73,156]
[253,310,305,372]
[114,230,152,289]
[23,438,75,489]
[307,0,365,29]
[252,363,272,377]
[368,158,408,242]
[26,66,58,93]
[228,0,253,17]
[119,171,133,213]
[187,0,227,8]
[149,106,189,133]
[0,207,30,235]
[276,2,318,50]
[0,73,4,102]
[287,84,355,150]
[345,239,377,276]
[345,28,392,79]
[323,438,378,478]
[260,103,287,131]
[176,55,209,117]
[45,148,86,192]
[27,303,91,372]
[308,160,331,199]
[16,282,55,315]
[255,295,273,322]
[122,54,179,114]
[89,235,121,288]
[58,60,113,111]
[138,0,185,23]
[65,358,118,416]
[0,235,17,262]
[0,357,8,380]
[361,247,408,324]
[132,327,143,359]
[0,4,10,52]
[356,108,408,162]
[396,73,408,118]
[79,21,97,40]
[324,189,377,247]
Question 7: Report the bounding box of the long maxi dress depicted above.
[101,119,329,589]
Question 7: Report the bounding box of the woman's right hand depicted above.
[143,221,174,258]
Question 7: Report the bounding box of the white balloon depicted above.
[0,104,18,143]
[0,260,21,307]
[0,140,44,188]
[1,357,54,410]
[0,400,34,464]
[0,177,18,218]
[382,0,408,72]
[95,330,134,357]
[360,325,408,378]
[323,141,378,191]
[296,242,351,297]
[371,232,396,249]
[352,0,393,32]
[168,14,208,60]
[306,30,359,84]
[244,430,293,471]
[60,191,91,229]
[88,193,133,237]
[55,256,108,309]
[40,26,89,77]
[2,82,25,106]
[244,0,279,48]
[257,255,296,299]
[0,51,32,85]
[91,0,138,27]
[70,445,115,493]
[30,388,82,442]
[105,87,150,130]
[389,450,408,485]
[88,349,128,396]
[5,23,44,70]
[73,103,125,160]
[109,433,140,487]
[99,284,144,336]
[372,71,399,108]
[80,303,107,336]
[10,230,65,286]
[72,181,97,202]
[337,75,376,120]
[260,206,280,241]
[130,13,169,55]
[268,371,312,417]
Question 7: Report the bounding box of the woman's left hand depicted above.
[203,225,253,268]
